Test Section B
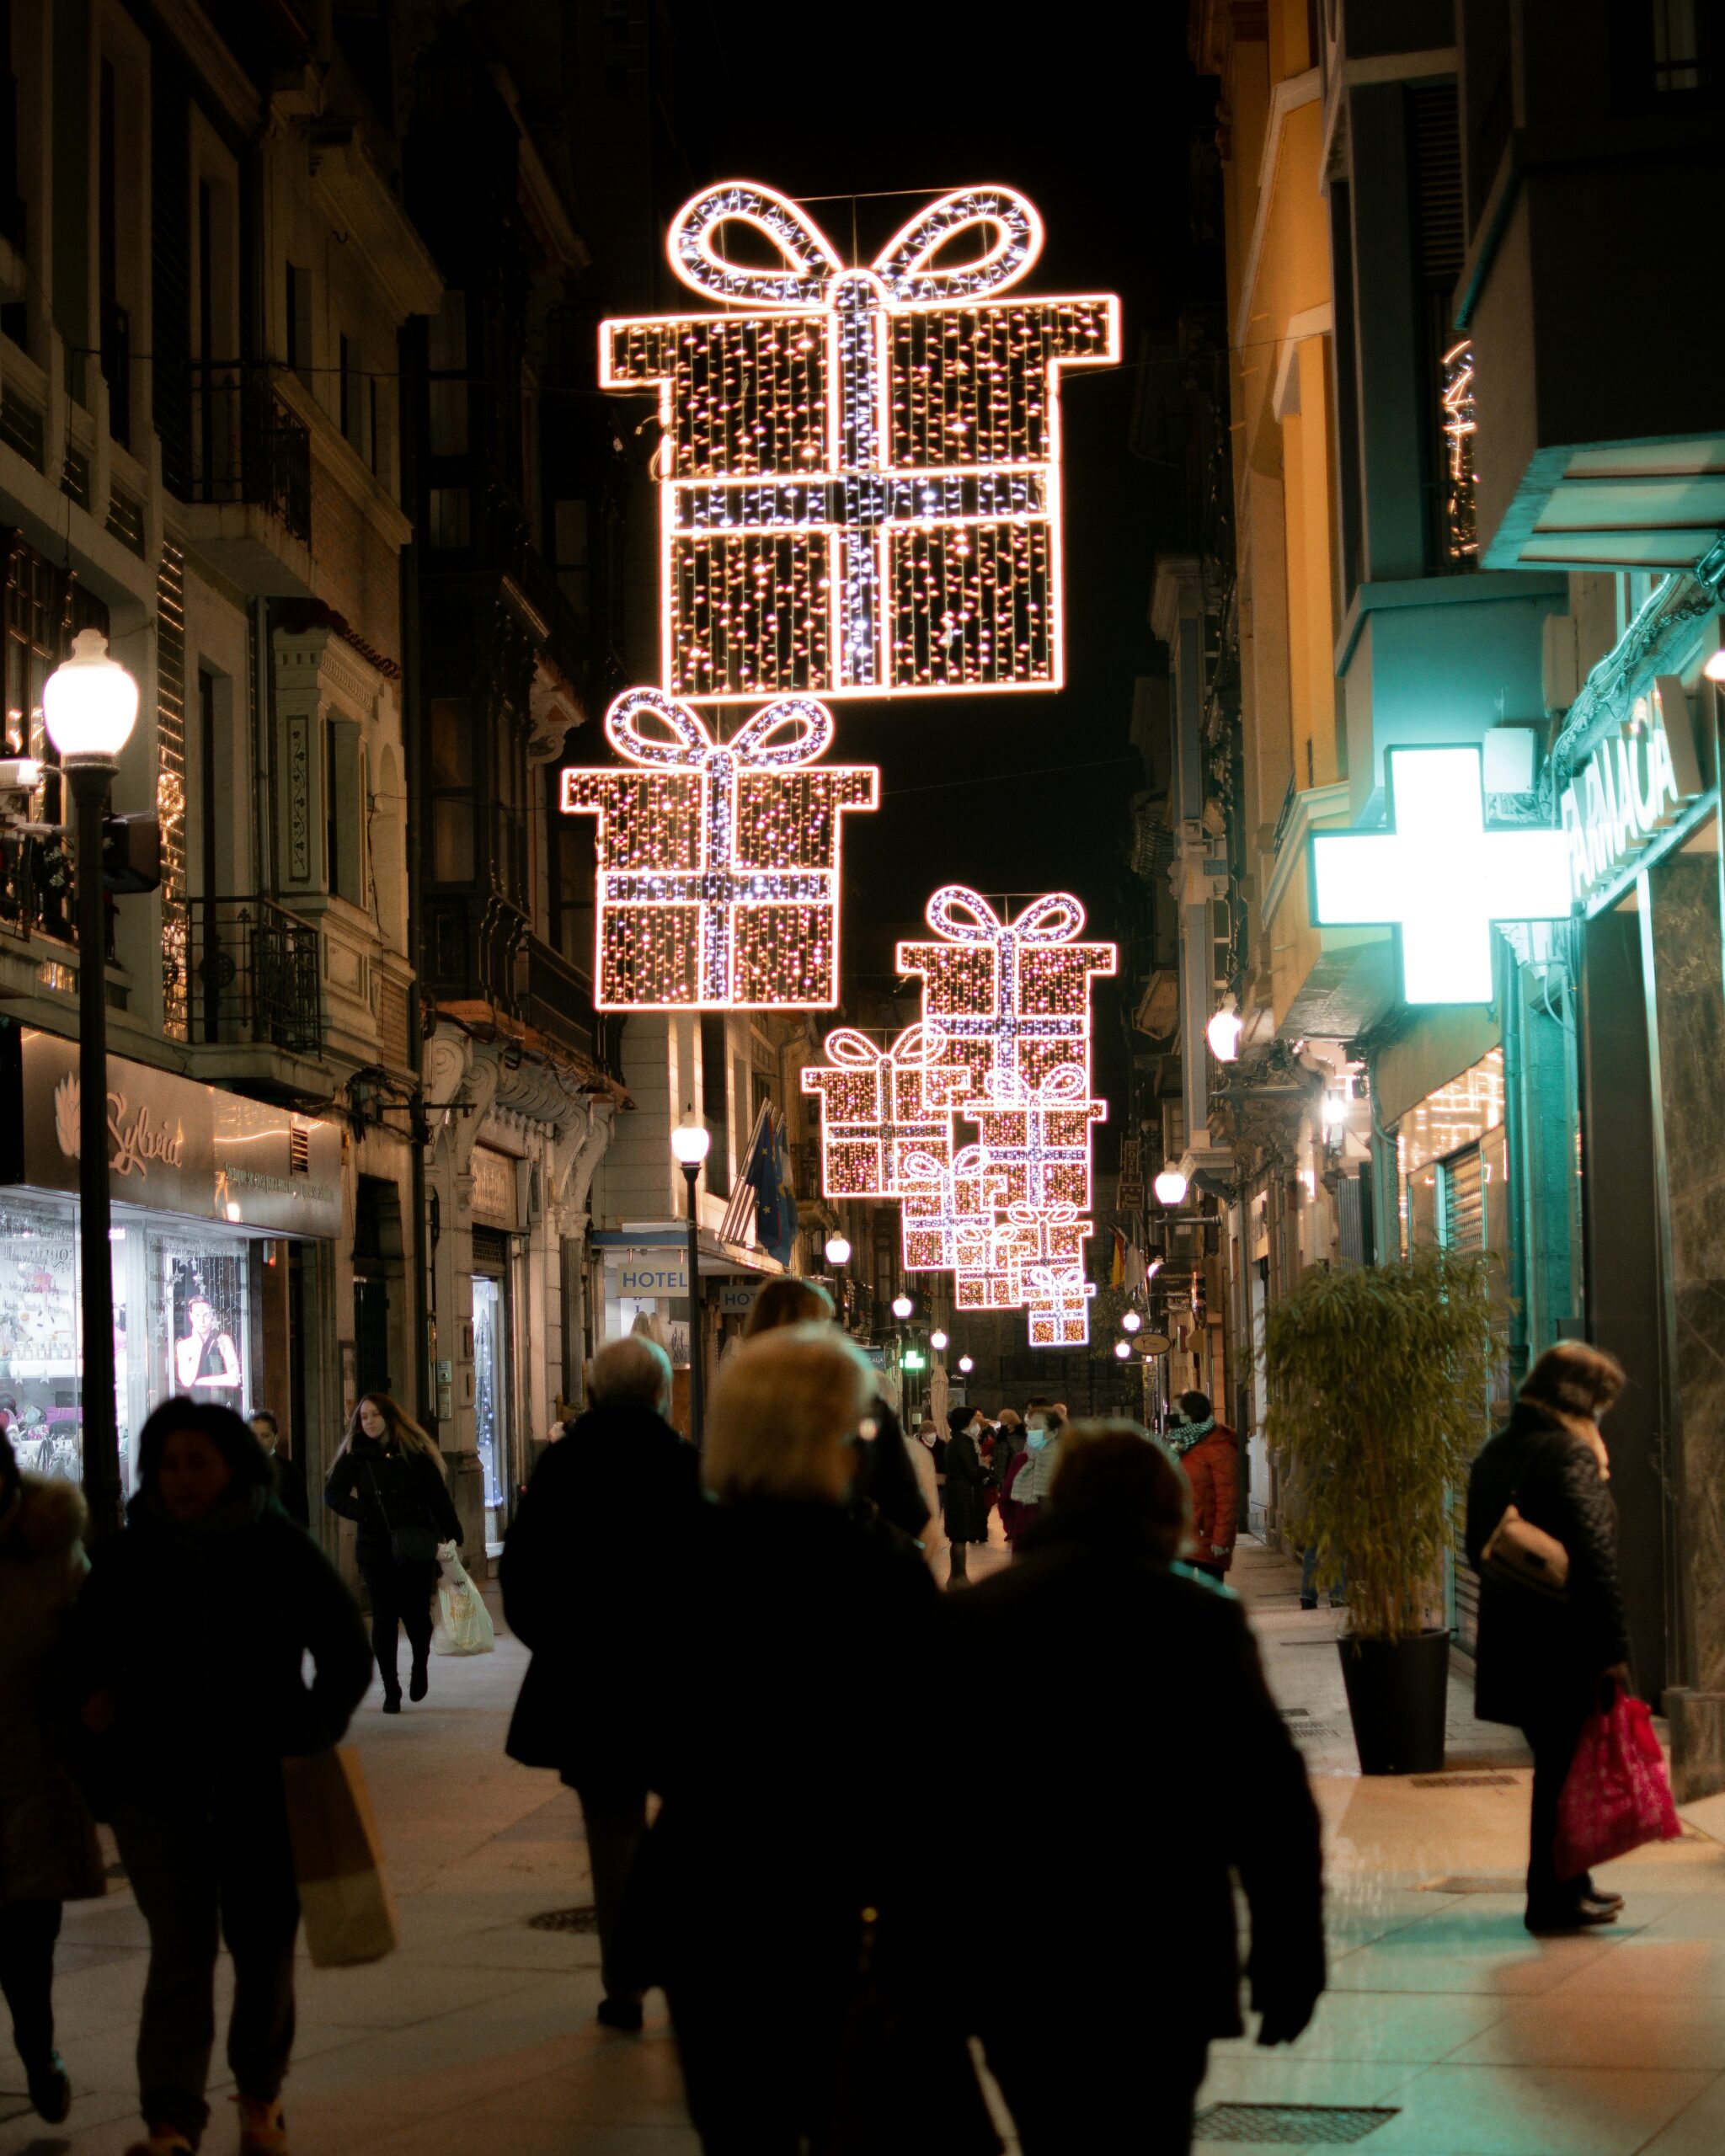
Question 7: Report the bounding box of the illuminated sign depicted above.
[1560,675,1704,911]
[601,182,1119,703]
[1311,746,1572,1006]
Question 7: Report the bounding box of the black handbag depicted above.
[366,1462,441,1566]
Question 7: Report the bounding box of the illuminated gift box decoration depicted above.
[1001,1199,1091,1273]
[799,1024,972,1198]
[602,182,1119,704]
[559,687,878,1010]
[1025,1262,1096,1348]
[897,886,1117,1095]
[899,1144,1009,1274]
[964,1065,1104,1211]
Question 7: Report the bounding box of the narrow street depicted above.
[8,1547,1725,2156]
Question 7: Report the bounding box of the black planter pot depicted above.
[1337,1630,1450,1776]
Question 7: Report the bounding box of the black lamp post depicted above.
[44,630,139,1543]
[670,1108,711,1444]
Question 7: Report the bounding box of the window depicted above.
[369,376,382,478]
[547,768,594,969]
[494,709,526,905]
[339,334,364,456]
[325,718,362,903]
[427,291,468,454]
[1652,0,1725,92]
[430,696,474,885]
[553,498,590,621]
[286,263,311,383]
[98,57,127,446]
[700,1015,731,1198]
[427,487,471,547]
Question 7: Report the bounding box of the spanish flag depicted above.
[1110,1228,1126,1289]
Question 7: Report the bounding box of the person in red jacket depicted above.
[1170,1391,1240,1582]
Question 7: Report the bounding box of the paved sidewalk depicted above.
[7,1540,1725,2155]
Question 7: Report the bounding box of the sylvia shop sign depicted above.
[1562,675,1706,910]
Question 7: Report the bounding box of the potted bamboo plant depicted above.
[1265,1246,1497,1775]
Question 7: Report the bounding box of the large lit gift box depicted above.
[896,886,1117,1097]
[799,1024,971,1198]
[560,688,877,1010]
[964,1065,1104,1212]
[602,182,1119,704]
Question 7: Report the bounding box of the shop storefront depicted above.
[0,1026,342,1493]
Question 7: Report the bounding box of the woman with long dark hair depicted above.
[76,1399,370,2156]
[323,1395,462,1712]
[1466,1342,1632,1933]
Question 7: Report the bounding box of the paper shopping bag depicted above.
[281,1747,399,1967]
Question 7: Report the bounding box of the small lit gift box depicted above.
[964,1065,1104,1212]
[560,688,877,1010]
[953,1218,1027,1312]
[602,182,1119,704]
[1024,1263,1095,1349]
[899,1145,1007,1273]
[800,1024,971,1199]
[897,886,1116,1097]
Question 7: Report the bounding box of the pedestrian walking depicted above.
[745,1276,932,1545]
[998,1438,1036,1550]
[1168,1391,1240,1582]
[323,1395,462,1713]
[0,1429,104,2126]
[248,1411,308,1532]
[942,1406,990,1585]
[942,1422,1324,2153]
[501,1335,701,2033]
[1006,1402,1064,1529]
[73,1399,371,2156]
[638,1324,939,2153]
[1465,1342,1632,1934]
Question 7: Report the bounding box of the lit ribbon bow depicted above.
[666,183,1044,308]
[599,686,848,1004]
[916,888,1092,1085]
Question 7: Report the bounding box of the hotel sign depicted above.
[1562,675,1705,912]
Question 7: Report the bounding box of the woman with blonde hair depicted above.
[323,1395,462,1712]
[641,1325,946,2151]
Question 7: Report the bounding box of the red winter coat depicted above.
[1179,1424,1241,1569]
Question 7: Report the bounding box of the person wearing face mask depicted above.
[73,1400,371,2156]
[1167,1391,1241,1583]
[942,1406,991,1586]
[1009,1402,1065,1530]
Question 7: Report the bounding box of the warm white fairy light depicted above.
[799,1023,972,1198]
[560,686,878,1010]
[601,182,1119,703]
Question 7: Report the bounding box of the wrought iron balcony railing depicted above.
[186,362,312,543]
[187,895,321,1056]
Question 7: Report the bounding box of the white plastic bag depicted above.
[431,1543,495,1656]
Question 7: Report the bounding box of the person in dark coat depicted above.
[0,1431,104,2125]
[943,1406,990,1584]
[323,1393,462,1712]
[74,1400,371,2156]
[637,1324,943,2153]
[1465,1342,1632,1934]
[248,1411,308,1531]
[501,1335,700,2032]
[942,1422,1324,2154]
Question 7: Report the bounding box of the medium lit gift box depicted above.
[560,688,877,1010]
[999,1200,1092,1275]
[899,1145,1007,1273]
[1024,1262,1095,1349]
[964,1065,1104,1211]
[799,1023,971,1198]
[602,182,1119,704]
[897,886,1117,1097]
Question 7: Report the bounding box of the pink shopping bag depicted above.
[1555,1685,1681,1882]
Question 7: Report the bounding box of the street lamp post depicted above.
[44,630,138,1542]
[891,1291,913,1416]
[670,1109,712,1445]
[825,1232,852,1331]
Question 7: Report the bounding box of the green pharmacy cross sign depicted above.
[902,1349,927,1370]
[1311,746,1572,1006]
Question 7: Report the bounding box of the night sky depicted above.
[643,3,1200,1115]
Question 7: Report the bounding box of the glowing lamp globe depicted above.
[1121,1308,1142,1334]
[1154,1166,1188,1209]
[891,1294,913,1320]
[957,1353,974,1374]
[1114,1338,1132,1360]
[44,629,139,767]
[825,1234,852,1267]
[930,1329,948,1353]
[670,1111,711,1167]
[1205,1002,1243,1063]
[1706,648,1725,684]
